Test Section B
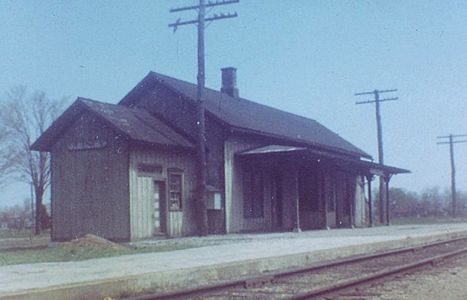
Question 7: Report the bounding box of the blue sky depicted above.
[1,0,467,207]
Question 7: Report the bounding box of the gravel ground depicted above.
[363,254,467,300]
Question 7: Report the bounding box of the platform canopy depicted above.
[238,145,410,177]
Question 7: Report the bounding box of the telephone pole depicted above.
[355,89,399,224]
[437,134,467,218]
[169,0,239,236]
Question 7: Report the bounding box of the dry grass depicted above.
[0,234,196,266]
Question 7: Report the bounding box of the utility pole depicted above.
[355,89,398,224]
[169,0,239,236]
[437,134,467,218]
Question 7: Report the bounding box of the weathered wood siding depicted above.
[131,86,226,233]
[320,169,361,229]
[239,166,274,232]
[204,117,227,233]
[354,176,367,226]
[334,171,356,228]
[51,112,130,241]
[129,147,196,239]
[280,167,300,231]
[298,167,326,230]
[224,134,267,233]
[324,171,337,228]
[224,134,302,233]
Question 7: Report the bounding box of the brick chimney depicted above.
[221,67,239,97]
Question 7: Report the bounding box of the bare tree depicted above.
[0,86,65,234]
[0,126,15,188]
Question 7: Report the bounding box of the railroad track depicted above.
[125,236,467,300]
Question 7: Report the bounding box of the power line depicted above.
[355,88,399,225]
[169,0,239,236]
[436,134,467,218]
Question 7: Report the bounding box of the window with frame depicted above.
[168,173,182,210]
[243,168,264,218]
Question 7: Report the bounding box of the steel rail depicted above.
[124,235,467,300]
[291,246,467,299]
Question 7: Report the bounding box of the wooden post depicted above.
[449,135,457,218]
[385,174,392,226]
[375,91,386,224]
[355,89,398,225]
[348,176,355,228]
[169,0,239,236]
[322,170,328,229]
[195,0,209,236]
[366,174,373,227]
[436,134,467,219]
[293,168,301,232]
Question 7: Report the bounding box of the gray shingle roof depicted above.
[122,72,371,158]
[31,97,194,151]
[80,99,194,148]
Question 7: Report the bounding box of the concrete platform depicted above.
[2,223,467,300]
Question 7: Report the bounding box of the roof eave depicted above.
[31,99,87,152]
[76,99,196,150]
[230,126,372,160]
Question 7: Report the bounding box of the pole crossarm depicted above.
[437,134,467,145]
[354,89,397,96]
[437,140,467,145]
[377,89,398,94]
[169,12,238,30]
[170,0,239,12]
[356,97,399,105]
[437,134,467,139]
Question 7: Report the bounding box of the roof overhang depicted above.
[238,145,410,176]
[31,97,195,152]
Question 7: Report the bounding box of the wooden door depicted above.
[153,181,167,235]
[335,173,351,228]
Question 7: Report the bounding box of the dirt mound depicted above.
[60,234,124,249]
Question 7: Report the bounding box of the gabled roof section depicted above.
[120,71,371,159]
[31,97,194,151]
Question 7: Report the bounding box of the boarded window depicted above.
[243,169,264,218]
[168,173,182,210]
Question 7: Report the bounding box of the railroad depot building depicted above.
[32,68,408,241]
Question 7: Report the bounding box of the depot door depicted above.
[153,181,167,235]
